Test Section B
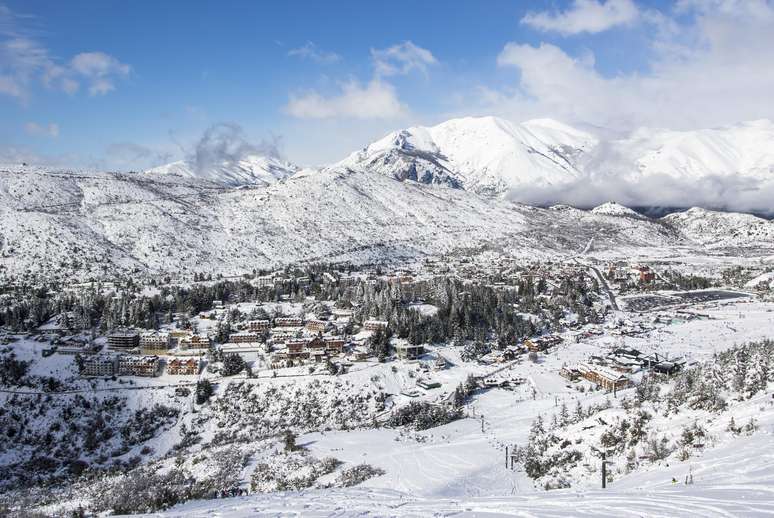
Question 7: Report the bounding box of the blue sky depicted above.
[1,0,773,169]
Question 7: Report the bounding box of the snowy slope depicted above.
[4,162,774,282]
[619,119,774,180]
[146,154,298,187]
[591,202,643,218]
[662,207,774,247]
[337,116,596,195]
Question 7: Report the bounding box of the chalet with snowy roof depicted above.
[306,336,325,350]
[559,365,581,381]
[324,337,346,355]
[286,339,309,359]
[577,363,630,391]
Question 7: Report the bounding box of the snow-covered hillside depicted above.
[147,154,298,187]
[619,119,774,181]
[663,207,774,247]
[0,166,688,282]
[337,116,595,195]
[591,202,644,218]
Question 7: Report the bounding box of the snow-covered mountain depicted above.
[618,119,774,181]
[591,202,644,218]
[662,207,774,247]
[146,154,299,187]
[336,116,596,195]
[339,117,774,209]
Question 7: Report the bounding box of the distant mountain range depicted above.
[146,154,299,188]
[1,116,773,281]
[146,116,774,202]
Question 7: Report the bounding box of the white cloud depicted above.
[284,41,435,120]
[285,79,407,119]
[24,121,59,137]
[521,0,640,35]
[371,41,437,77]
[492,1,774,132]
[0,6,130,101]
[288,41,341,64]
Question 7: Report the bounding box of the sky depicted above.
[2,0,774,171]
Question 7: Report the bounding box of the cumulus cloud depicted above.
[493,1,774,132]
[24,121,58,137]
[187,123,283,175]
[371,41,437,77]
[288,41,341,64]
[0,5,130,101]
[285,79,407,119]
[521,0,640,35]
[285,40,434,120]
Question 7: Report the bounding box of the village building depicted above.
[140,331,172,353]
[254,275,274,287]
[80,355,117,377]
[364,320,388,332]
[395,343,425,360]
[324,337,346,355]
[180,333,211,349]
[167,357,200,375]
[332,308,354,319]
[275,317,303,328]
[349,348,369,362]
[228,331,261,344]
[56,337,99,355]
[306,336,325,350]
[284,339,308,360]
[305,319,327,333]
[577,363,630,391]
[524,335,562,352]
[117,355,160,377]
[246,319,271,331]
[639,269,656,283]
[107,330,140,350]
[271,330,298,342]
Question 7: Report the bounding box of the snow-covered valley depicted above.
[2,115,774,517]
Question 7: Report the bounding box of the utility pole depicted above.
[601,450,607,489]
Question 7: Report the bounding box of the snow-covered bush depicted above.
[386,401,463,431]
[335,463,386,487]
[249,451,340,493]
